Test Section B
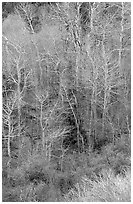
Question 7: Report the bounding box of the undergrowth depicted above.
[2,136,131,202]
[64,169,131,202]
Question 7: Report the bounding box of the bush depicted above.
[101,135,131,175]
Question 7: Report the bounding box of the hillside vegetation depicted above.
[2,2,131,202]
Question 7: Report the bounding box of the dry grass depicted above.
[65,169,131,202]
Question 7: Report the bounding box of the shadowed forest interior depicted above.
[2,2,131,202]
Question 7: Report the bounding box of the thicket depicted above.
[2,2,131,202]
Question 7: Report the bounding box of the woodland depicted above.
[2,2,131,202]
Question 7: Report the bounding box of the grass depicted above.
[64,169,131,202]
[2,136,131,202]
